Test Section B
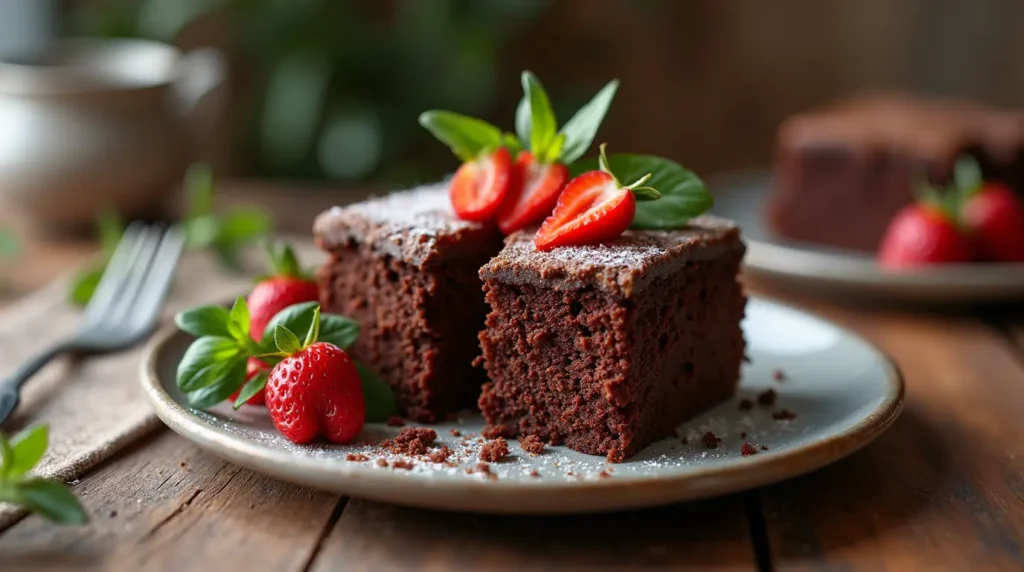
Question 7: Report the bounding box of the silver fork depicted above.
[0,222,186,426]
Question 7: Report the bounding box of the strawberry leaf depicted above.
[355,362,398,422]
[303,306,321,348]
[522,71,557,162]
[13,478,88,525]
[177,337,244,392]
[274,325,302,355]
[631,187,662,201]
[418,111,503,162]
[953,155,983,195]
[175,306,232,338]
[186,355,248,408]
[8,424,47,477]
[226,296,251,343]
[558,79,619,164]
[233,371,268,410]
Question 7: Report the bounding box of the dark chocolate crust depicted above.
[315,185,503,422]
[477,225,747,462]
[766,92,1024,251]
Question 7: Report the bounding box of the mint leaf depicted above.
[539,133,566,165]
[418,111,503,162]
[522,71,557,161]
[15,478,88,525]
[515,96,531,148]
[261,302,319,350]
[185,162,215,220]
[355,363,398,422]
[177,337,243,392]
[232,370,268,410]
[318,314,359,350]
[0,434,13,479]
[226,296,250,342]
[185,213,220,250]
[175,306,232,338]
[68,264,105,308]
[558,79,619,163]
[216,207,272,247]
[96,209,124,253]
[186,354,248,408]
[571,154,712,229]
[303,306,321,348]
[8,424,47,477]
[274,325,302,355]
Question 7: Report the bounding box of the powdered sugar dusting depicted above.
[344,183,474,238]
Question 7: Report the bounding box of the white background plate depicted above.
[711,171,1024,304]
[141,297,904,514]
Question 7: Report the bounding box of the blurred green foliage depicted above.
[72,0,551,186]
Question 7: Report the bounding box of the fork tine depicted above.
[104,225,166,325]
[128,225,186,332]
[81,222,145,326]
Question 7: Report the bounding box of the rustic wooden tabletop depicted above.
[0,186,1022,571]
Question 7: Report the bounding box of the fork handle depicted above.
[0,343,71,425]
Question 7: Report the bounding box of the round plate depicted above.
[710,171,1024,303]
[141,297,904,515]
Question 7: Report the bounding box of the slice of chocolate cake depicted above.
[477,216,747,462]
[767,92,1024,251]
[314,184,503,422]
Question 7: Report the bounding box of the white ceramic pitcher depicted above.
[0,38,224,232]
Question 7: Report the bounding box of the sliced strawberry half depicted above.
[449,147,512,222]
[497,151,570,234]
[534,171,636,251]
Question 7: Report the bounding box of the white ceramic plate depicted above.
[710,171,1024,303]
[141,297,903,515]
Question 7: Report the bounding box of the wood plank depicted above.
[746,290,1024,571]
[0,430,341,572]
[308,496,758,571]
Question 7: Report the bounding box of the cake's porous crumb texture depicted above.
[381,427,437,456]
[518,434,546,455]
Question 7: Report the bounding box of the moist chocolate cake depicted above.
[477,216,747,462]
[767,92,1024,251]
[314,184,503,422]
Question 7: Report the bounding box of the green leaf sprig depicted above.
[175,300,397,419]
[914,154,985,228]
[0,424,88,525]
[68,163,274,308]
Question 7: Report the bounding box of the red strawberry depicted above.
[534,144,659,251]
[248,243,319,340]
[878,204,972,268]
[449,147,512,222]
[266,342,365,444]
[496,151,569,234]
[229,358,269,406]
[961,183,1024,262]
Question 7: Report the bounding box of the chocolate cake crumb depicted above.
[598,470,611,479]
[345,453,369,462]
[740,442,758,456]
[567,471,575,477]
[427,446,453,463]
[382,427,437,456]
[179,462,187,468]
[386,416,406,427]
[738,398,755,411]
[757,388,777,406]
[480,437,510,462]
[740,432,747,438]
[529,470,541,478]
[449,429,462,437]
[518,434,545,455]
[701,431,722,449]
[773,409,797,421]
[481,423,513,439]
[392,459,414,470]
[760,445,769,451]
[109,510,118,518]
[772,369,786,382]
[376,459,389,468]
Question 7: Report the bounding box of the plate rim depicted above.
[140,296,906,515]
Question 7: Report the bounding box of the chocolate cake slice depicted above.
[477,217,747,462]
[767,92,1024,251]
[314,184,503,422]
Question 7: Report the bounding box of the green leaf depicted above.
[96,209,124,254]
[356,363,398,422]
[274,325,302,355]
[571,154,713,230]
[558,79,619,164]
[175,306,231,338]
[8,424,48,477]
[177,337,243,392]
[303,306,321,348]
[522,71,557,160]
[16,478,88,525]
[185,213,220,250]
[0,434,13,479]
[631,187,662,201]
[515,95,531,148]
[271,243,302,278]
[68,264,105,308]
[232,371,268,410]
[226,296,251,342]
[502,132,523,156]
[187,355,248,409]
[318,314,359,350]
[954,155,983,194]
[215,206,273,247]
[418,111,503,162]
[185,162,215,220]
[539,133,566,165]
[260,302,319,349]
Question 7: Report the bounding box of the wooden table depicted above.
[0,186,1022,571]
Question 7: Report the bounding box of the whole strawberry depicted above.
[248,243,319,340]
[962,182,1024,262]
[878,203,972,268]
[264,314,365,444]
